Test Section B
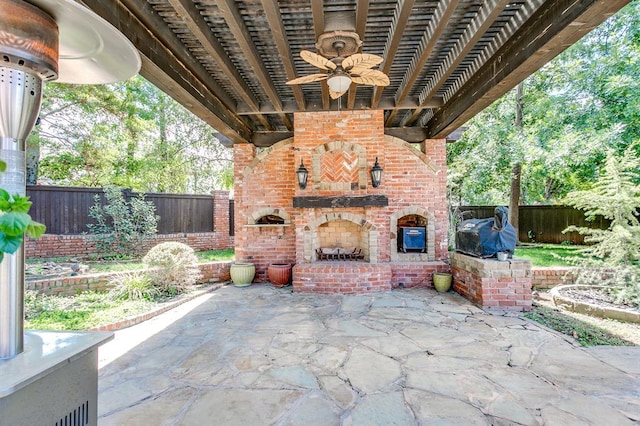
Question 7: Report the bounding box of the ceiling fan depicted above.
[286,32,390,99]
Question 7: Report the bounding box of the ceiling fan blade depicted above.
[342,53,383,71]
[350,69,390,87]
[329,88,348,99]
[300,50,337,71]
[286,73,329,85]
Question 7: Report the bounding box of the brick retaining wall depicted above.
[26,261,232,297]
[25,232,234,258]
[531,267,576,289]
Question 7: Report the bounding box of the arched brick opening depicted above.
[248,207,291,225]
[303,212,379,263]
[390,207,436,262]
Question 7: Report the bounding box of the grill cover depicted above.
[455,206,517,258]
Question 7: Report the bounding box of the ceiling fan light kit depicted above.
[327,73,352,92]
[287,30,389,98]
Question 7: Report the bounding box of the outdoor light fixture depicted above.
[327,72,352,92]
[371,157,383,187]
[296,160,309,189]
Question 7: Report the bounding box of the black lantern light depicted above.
[296,160,309,189]
[371,157,383,188]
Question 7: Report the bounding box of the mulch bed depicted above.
[558,286,639,313]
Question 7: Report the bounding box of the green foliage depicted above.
[563,148,640,306]
[87,186,159,259]
[448,2,640,205]
[195,248,235,262]
[0,189,46,262]
[35,76,233,193]
[108,272,159,301]
[24,291,155,330]
[142,242,202,294]
[514,245,585,267]
[24,290,58,320]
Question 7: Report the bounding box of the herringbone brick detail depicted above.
[321,151,358,183]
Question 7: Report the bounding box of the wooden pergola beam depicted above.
[260,0,306,111]
[384,0,459,126]
[166,0,273,130]
[404,0,510,126]
[235,96,442,114]
[426,0,632,139]
[371,0,416,108]
[311,0,330,109]
[347,0,371,109]
[83,0,252,143]
[215,0,292,129]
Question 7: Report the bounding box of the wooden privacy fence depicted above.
[27,185,220,235]
[456,205,610,244]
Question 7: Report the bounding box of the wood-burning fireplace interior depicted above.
[303,212,378,263]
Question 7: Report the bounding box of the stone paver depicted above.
[98,285,640,425]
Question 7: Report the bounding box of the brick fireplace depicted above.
[234,109,449,293]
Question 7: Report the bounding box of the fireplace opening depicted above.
[315,219,369,262]
[256,214,285,225]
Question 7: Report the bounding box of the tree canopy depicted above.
[448,0,640,206]
[31,76,233,194]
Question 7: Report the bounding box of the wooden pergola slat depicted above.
[77,0,632,147]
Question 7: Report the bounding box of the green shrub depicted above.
[563,148,640,306]
[142,242,202,295]
[108,271,159,301]
[87,186,159,259]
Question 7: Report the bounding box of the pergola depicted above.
[80,0,630,147]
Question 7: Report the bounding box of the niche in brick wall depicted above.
[390,208,436,262]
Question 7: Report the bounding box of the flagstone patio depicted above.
[97,285,640,425]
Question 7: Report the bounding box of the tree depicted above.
[448,1,640,206]
[563,147,640,305]
[32,76,233,193]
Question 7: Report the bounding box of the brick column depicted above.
[450,252,532,311]
[212,190,233,249]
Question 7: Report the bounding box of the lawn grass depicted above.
[24,291,157,330]
[515,244,584,267]
[195,248,235,262]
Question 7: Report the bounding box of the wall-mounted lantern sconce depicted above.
[371,157,383,188]
[296,160,309,189]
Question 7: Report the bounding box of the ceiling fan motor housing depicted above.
[316,31,362,58]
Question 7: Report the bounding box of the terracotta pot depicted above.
[230,262,255,287]
[433,272,452,292]
[267,263,292,287]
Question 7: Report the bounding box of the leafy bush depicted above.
[108,271,159,301]
[87,186,159,259]
[0,158,46,261]
[142,242,202,295]
[563,148,640,306]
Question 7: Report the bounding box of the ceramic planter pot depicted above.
[267,263,292,287]
[230,262,255,287]
[433,272,452,292]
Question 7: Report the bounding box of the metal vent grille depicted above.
[55,400,89,426]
